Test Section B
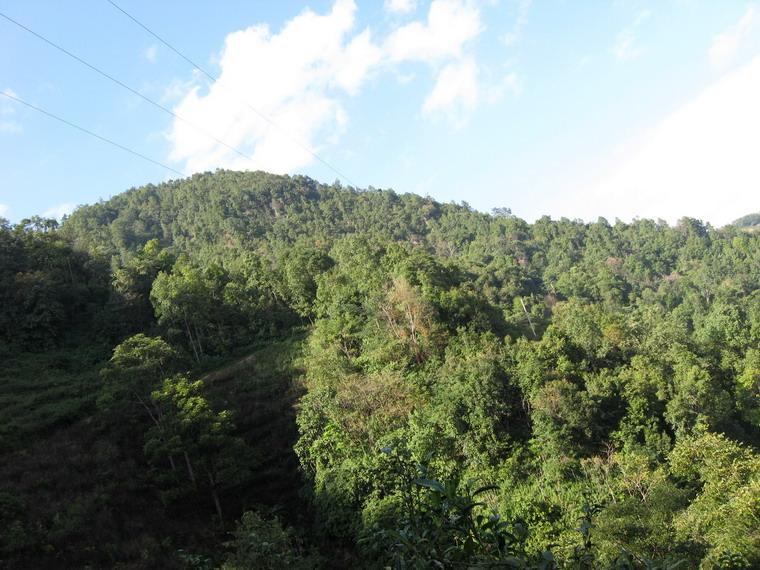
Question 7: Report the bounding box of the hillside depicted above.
[2,171,760,568]
[732,212,760,229]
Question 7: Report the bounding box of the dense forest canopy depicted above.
[1,170,759,569]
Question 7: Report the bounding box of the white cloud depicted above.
[168,0,488,174]
[502,0,532,46]
[385,0,484,121]
[334,29,384,94]
[43,203,75,220]
[709,5,756,69]
[385,0,482,63]
[613,9,651,61]
[168,0,379,174]
[0,204,8,218]
[562,54,760,226]
[384,0,416,15]
[486,71,521,102]
[144,44,158,63]
[423,58,479,121]
[161,77,198,105]
[422,62,520,127]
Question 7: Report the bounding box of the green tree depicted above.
[151,258,214,361]
[146,375,254,520]
[669,432,760,568]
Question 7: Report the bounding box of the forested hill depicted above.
[732,212,760,229]
[61,170,470,259]
[2,170,760,569]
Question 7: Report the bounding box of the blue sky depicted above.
[2,0,759,225]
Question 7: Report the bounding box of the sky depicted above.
[1,0,760,226]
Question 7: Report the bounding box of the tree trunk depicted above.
[194,323,205,357]
[520,297,538,338]
[135,393,161,428]
[183,313,200,362]
[184,451,197,487]
[208,471,223,520]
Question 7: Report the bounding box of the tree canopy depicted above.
[2,171,760,568]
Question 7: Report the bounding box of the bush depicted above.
[222,510,321,570]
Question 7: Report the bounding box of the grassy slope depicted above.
[0,335,311,568]
[0,347,105,454]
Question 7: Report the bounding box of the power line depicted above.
[106,0,359,188]
[106,0,216,85]
[0,10,252,163]
[1,91,184,177]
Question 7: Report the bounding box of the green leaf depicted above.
[414,478,445,494]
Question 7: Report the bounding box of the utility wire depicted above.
[1,91,184,177]
[106,0,358,188]
[0,10,252,163]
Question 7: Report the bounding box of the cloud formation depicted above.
[709,5,756,69]
[168,0,374,174]
[566,54,760,226]
[144,44,158,63]
[43,203,76,220]
[167,0,490,175]
[0,204,8,218]
[385,0,481,63]
[613,10,651,61]
[384,0,416,15]
[422,58,479,121]
[502,0,532,47]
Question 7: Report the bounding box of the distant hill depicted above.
[732,212,760,227]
